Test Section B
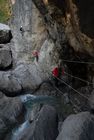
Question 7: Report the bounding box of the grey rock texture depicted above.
[57,112,94,140]
[10,0,32,64]
[0,23,12,44]
[0,63,44,96]
[0,0,61,96]
[39,39,60,76]
[28,104,41,121]
[34,81,58,96]
[0,93,23,122]
[0,44,12,70]
[13,105,58,140]
[0,92,24,139]
[31,105,58,140]
[32,3,47,50]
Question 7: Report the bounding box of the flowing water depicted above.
[6,94,63,140]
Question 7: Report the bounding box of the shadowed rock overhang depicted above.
[32,0,94,57]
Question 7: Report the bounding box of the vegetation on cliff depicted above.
[0,0,12,23]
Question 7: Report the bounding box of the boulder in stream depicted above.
[0,92,25,140]
[14,105,59,140]
[57,112,94,140]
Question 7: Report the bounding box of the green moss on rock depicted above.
[0,0,12,23]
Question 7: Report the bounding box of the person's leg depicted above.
[54,77,59,87]
[36,55,38,62]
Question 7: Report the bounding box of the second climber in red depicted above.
[32,50,39,62]
[52,61,64,87]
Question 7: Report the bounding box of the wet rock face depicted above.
[0,117,9,140]
[0,23,12,44]
[31,105,58,140]
[16,105,59,140]
[33,106,58,140]
[0,44,12,70]
[57,112,94,140]
[0,92,24,139]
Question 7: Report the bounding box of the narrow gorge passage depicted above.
[0,0,94,140]
[5,95,63,140]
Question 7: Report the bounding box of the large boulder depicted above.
[0,23,12,44]
[12,105,58,140]
[33,81,58,96]
[0,63,44,96]
[0,71,22,96]
[0,93,24,122]
[0,92,24,139]
[57,112,94,140]
[0,44,12,70]
[30,105,58,140]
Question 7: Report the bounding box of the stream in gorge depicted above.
[5,94,65,140]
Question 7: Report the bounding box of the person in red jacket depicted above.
[32,50,39,62]
[52,67,59,87]
[52,67,64,77]
[52,67,59,77]
[52,60,64,87]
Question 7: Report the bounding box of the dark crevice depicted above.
[0,31,13,44]
[0,50,13,71]
[48,0,66,11]
[0,63,13,71]
[61,44,94,88]
[73,0,94,38]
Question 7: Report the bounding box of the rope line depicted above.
[62,59,94,65]
[64,71,93,85]
[51,73,90,101]
[48,77,64,95]
[70,100,82,112]
[48,76,82,112]
[52,84,64,95]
